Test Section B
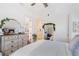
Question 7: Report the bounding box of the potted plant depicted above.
[0,17,13,35]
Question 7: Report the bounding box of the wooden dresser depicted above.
[0,33,29,56]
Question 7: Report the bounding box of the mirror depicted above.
[43,23,55,40]
[2,19,24,34]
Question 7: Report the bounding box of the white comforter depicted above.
[11,40,72,56]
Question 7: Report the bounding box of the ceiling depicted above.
[19,3,79,18]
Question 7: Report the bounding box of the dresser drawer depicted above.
[3,36,12,41]
[11,46,18,53]
[3,44,12,51]
[3,41,18,51]
[2,45,18,55]
[22,38,28,41]
[22,42,27,46]
[12,35,18,40]
[1,37,5,50]
[18,39,22,48]
[4,40,12,45]
[11,43,18,48]
[1,34,29,56]
[22,40,27,44]
[3,49,12,56]
[18,42,22,48]
[3,47,17,56]
[22,39,27,46]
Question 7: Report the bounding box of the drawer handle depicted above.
[11,41,14,43]
[11,50,13,52]
[11,46,13,47]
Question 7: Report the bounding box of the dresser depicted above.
[0,33,29,56]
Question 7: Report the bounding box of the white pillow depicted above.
[72,46,79,56]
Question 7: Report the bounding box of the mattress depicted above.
[10,40,72,56]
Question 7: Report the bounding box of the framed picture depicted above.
[73,21,79,32]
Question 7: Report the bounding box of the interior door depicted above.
[35,17,44,40]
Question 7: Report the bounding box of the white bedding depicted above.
[69,35,79,56]
[11,40,72,56]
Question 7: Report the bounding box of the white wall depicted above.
[0,3,30,32]
[0,3,79,42]
[69,14,79,42]
[29,3,71,42]
[30,3,79,42]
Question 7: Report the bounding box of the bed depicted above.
[10,40,72,56]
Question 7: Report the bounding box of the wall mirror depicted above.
[42,23,55,40]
